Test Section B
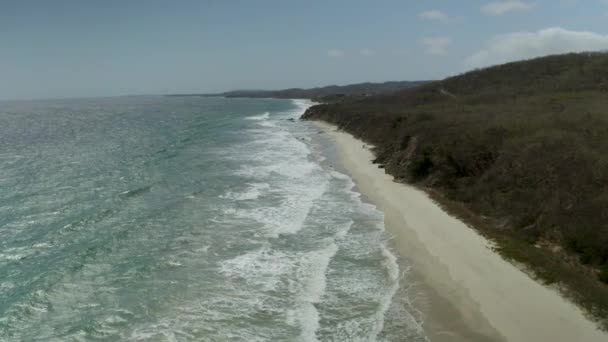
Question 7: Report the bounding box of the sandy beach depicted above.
[315,122,607,342]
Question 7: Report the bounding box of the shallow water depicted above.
[0,96,427,341]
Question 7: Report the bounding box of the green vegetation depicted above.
[410,148,433,179]
[302,52,608,327]
[600,265,608,284]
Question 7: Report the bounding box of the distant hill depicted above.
[167,81,431,102]
[303,52,608,326]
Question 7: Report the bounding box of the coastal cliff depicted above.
[302,52,608,327]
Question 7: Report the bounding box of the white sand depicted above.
[316,122,606,342]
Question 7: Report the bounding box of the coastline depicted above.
[313,121,607,342]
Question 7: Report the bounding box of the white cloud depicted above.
[418,10,450,23]
[327,49,345,58]
[465,27,608,69]
[481,1,534,15]
[421,37,451,55]
[359,49,375,56]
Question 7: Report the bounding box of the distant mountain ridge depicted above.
[167,81,431,102]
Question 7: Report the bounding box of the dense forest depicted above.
[302,52,608,325]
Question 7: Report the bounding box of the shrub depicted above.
[599,264,608,284]
[410,150,434,179]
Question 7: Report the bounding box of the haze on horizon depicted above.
[2,0,608,100]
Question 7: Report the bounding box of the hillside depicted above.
[167,81,430,102]
[302,52,608,326]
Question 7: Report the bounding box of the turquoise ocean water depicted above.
[0,96,427,341]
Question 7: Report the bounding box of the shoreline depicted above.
[314,121,606,342]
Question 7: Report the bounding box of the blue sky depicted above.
[2,0,608,100]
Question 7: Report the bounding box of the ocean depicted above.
[0,96,427,341]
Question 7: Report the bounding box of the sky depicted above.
[2,0,608,100]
